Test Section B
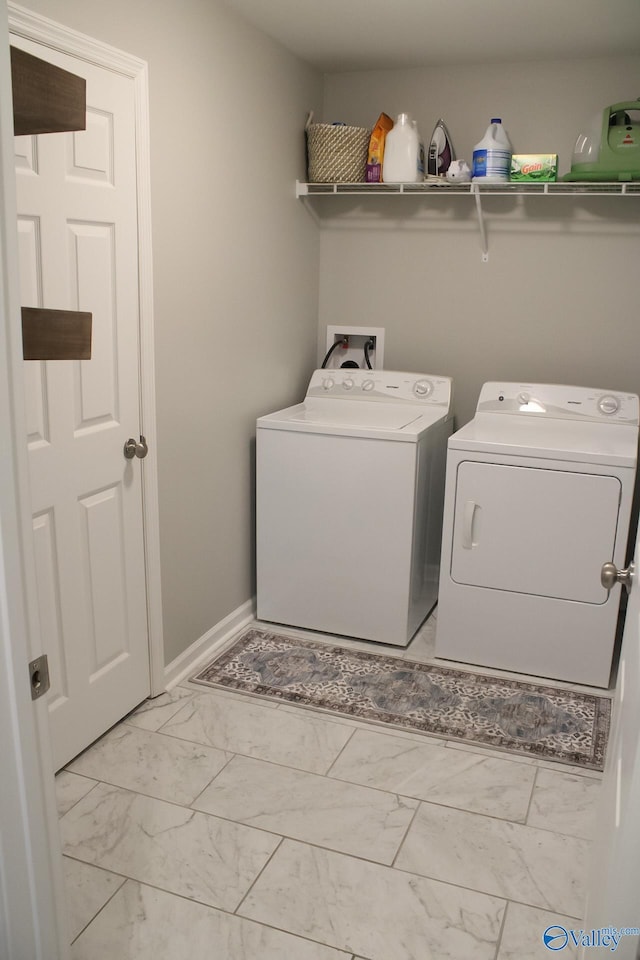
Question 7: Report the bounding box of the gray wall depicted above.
[321,58,640,426]
[22,0,322,664]
[12,4,640,666]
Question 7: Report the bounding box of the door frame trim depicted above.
[9,1,165,697]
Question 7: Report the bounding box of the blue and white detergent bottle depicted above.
[472,118,512,182]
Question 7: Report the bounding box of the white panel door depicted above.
[581,540,640,958]
[0,14,65,954]
[14,36,150,770]
[451,462,621,603]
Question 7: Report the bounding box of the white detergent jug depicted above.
[382,113,422,182]
[472,118,512,182]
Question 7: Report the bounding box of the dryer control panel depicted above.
[307,369,452,407]
[477,382,639,424]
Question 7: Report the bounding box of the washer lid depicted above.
[449,413,639,467]
[257,369,452,441]
[287,398,425,430]
[258,398,447,440]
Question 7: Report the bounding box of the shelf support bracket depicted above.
[472,185,489,262]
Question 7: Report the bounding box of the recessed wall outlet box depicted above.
[324,325,385,369]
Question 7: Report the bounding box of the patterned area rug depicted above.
[192,629,611,771]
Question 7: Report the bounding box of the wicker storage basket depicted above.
[307,123,371,183]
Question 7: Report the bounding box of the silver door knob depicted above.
[124,435,148,460]
[601,561,634,593]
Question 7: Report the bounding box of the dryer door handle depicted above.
[462,500,479,550]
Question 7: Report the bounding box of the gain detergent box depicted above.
[510,154,558,182]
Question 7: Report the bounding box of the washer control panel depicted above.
[308,370,452,406]
[478,382,639,424]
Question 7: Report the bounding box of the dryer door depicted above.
[450,462,620,603]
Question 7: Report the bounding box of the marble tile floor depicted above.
[56,615,604,959]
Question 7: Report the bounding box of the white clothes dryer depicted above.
[435,382,639,687]
[256,369,453,647]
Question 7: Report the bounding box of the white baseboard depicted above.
[163,597,256,690]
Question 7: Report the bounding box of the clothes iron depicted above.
[427,118,455,177]
[564,100,640,181]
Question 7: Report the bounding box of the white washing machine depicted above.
[256,369,453,646]
[435,382,639,687]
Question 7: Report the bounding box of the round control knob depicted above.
[342,378,354,390]
[413,379,433,398]
[598,394,619,416]
[517,392,530,405]
[362,379,375,392]
[322,377,335,391]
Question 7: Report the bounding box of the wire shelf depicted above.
[295,179,640,261]
[296,180,640,198]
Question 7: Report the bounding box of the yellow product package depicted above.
[366,113,394,183]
